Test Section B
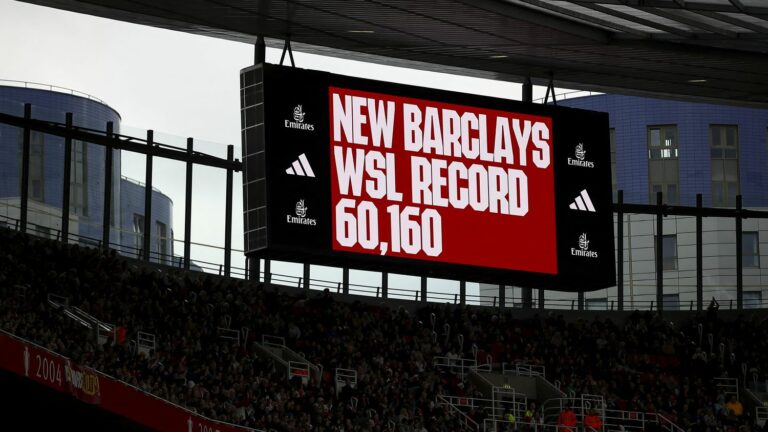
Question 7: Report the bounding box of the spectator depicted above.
[726,395,744,418]
[584,408,603,432]
[558,403,578,432]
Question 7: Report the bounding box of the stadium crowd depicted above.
[1,227,767,432]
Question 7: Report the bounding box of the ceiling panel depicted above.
[16,0,768,106]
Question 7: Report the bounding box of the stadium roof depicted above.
[22,0,768,106]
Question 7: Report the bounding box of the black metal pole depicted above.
[578,291,585,310]
[656,191,664,313]
[736,195,743,310]
[61,112,73,243]
[303,263,310,290]
[251,257,260,282]
[521,81,534,308]
[421,277,427,302]
[20,104,31,233]
[184,138,193,270]
[539,288,545,309]
[460,280,466,305]
[102,121,113,250]
[522,76,533,104]
[143,130,154,261]
[522,288,532,309]
[696,194,703,311]
[224,145,234,277]
[342,267,349,294]
[265,259,271,284]
[498,284,505,308]
[255,36,266,64]
[382,272,388,299]
[617,190,624,311]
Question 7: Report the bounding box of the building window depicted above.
[133,214,145,259]
[586,298,608,311]
[70,141,88,216]
[18,131,46,202]
[610,128,617,201]
[663,294,680,311]
[648,125,679,204]
[657,234,678,271]
[744,291,762,309]
[156,221,168,264]
[710,125,739,207]
[743,232,759,268]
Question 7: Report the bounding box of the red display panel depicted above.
[329,87,557,274]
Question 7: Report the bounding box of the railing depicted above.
[503,362,546,378]
[435,394,480,431]
[433,356,492,379]
[0,79,109,106]
[15,219,768,314]
[120,175,166,195]
[541,395,685,432]
[288,361,311,384]
[137,331,155,357]
[649,413,686,432]
[756,406,768,427]
[217,327,240,346]
[335,368,357,394]
[714,377,739,401]
[533,90,601,104]
[6,205,768,311]
[46,293,69,309]
[261,334,286,349]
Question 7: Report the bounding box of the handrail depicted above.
[6,204,768,311]
[435,394,480,431]
[0,79,110,106]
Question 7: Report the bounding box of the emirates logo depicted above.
[295,199,308,217]
[293,105,306,123]
[575,143,586,161]
[578,233,589,250]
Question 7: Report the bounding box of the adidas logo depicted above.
[285,153,315,177]
[569,189,596,212]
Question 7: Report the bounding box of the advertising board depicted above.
[241,64,614,290]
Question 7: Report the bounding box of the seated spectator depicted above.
[584,408,603,432]
[726,395,744,418]
[558,403,577,432]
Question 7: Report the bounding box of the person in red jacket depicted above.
[558,404,578,432]
[584,409,603,432]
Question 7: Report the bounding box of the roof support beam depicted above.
[729,0,746,13]
[458,0,612,43]
[694,11,768,34]
[568,0,768,16]
[575,2,695,37]
[642,7,738,37]
[504,0,647,37]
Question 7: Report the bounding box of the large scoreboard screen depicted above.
[240,64,615,290]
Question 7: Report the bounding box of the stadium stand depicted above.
[1,226,767,432]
